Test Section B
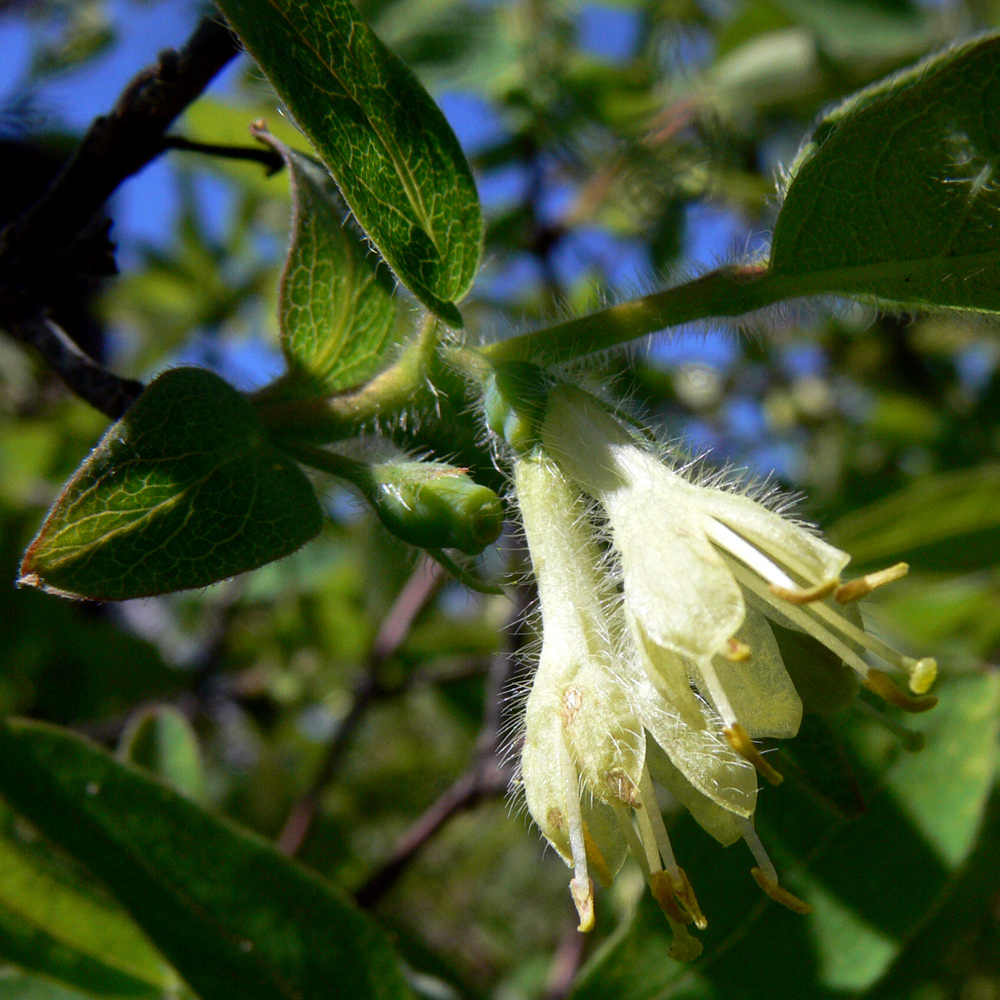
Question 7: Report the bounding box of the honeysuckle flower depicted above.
[514,450,809,957]
[540,385,938,786]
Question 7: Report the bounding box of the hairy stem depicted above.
[483,263,781,364]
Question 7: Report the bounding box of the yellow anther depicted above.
[583,822,614,888]
[570,875,595,932]
[835,562,909,604]
[863,668,938,713]
[673,867,708,930]
[725,723,784,785]
[768,578,838,605]
[725,638,752,662]
[649,870,691,924]
[903,656,937,695]
[751,867,813,914]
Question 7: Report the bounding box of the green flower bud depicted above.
[367,461,503,555]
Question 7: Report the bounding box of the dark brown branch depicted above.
[354,583,532,908]
[276,557,446,857]
[162,136,285,175]
[10,314,144,419]
[1,16,240,263]
[0,15,241,416]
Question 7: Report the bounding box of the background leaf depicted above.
[829,464,1000,571]
[0,719,414,1000]
[253,130,402,400]
[118,706,207,803]
[0,808,177,1000]
[766,33,1000,311]
[19,368,323,601]
[212,0,483,325]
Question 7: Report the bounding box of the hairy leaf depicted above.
[212,0,482,325]
[255,129,402,399]
[0,719,414,1000]
[19,368,323,601]
[768,33,1000,311]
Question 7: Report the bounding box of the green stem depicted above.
[482,264,787,364]
[253,314,440,440]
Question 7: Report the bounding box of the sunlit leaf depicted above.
[19,368,323,601]
[766,33,1000,313]
[0,719,415,1000]
[253,129,402,399]
[212,0,483,325]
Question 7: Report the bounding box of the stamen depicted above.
[725,722,783,785]
[728,561,877,680]
[666,918,704,962]
[570,875,596,932]
[768,579,838,604]
[583,822,614,888]
[673,868,707,930]
[751,868,813,914]
[613,804,650,877]
[639,770,708,929]
[738,816,777,881]
[725,638,752,662]
[557,736,595,930]
[633,788,671,876]
[862,669,938,713]
[717,539,932,694]
[649,871,691,924]
[835,563,909,603]
[638,769,679,875]
[705,520,802,591]
[739,818,813,915]
[903,656,938,695]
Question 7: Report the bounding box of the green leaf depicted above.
[767,33,1000,313]
[212,0,482,325]
[571,673,999,1000]
[19,368,323,601]
[253,129,402,399]
[0,811,175,999]
[0,719,415,1000]
[118,707,207,803]
[829,464,1000,571]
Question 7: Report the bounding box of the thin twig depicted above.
[162,136,285,175]
[354,583,533,908]
[0,15,241,416]
[276,557,447,857]
[9,314,144,419]
[1,16,240,262]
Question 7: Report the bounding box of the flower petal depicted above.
[701,605,803,739]
[636,670,758,819]
[645,741,745,846]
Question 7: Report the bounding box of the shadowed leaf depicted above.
[19,368,323,601]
